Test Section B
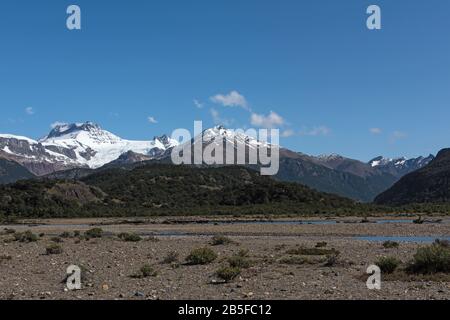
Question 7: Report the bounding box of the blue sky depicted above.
[0,0,449,161]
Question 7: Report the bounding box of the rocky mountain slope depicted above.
[0,159,35,184]
[375,149,450,205]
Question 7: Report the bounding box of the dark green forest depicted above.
[1,164,449,220]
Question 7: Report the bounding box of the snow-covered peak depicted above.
[369,156,394,167]
[36,123,179,168]
[200,126,273,149]
[369,155,434,169]
[317,153,344,161]
[41,121,122,145]
[45,122,101,139]
[154,134,179,149]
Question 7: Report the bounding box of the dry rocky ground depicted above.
[0,217,450,300]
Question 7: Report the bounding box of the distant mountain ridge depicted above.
[0,122,435,202]
[275,152,433,202]
[375,148,450,205]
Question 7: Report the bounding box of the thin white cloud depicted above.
[370,127,382,135]
[147,116,158,124]
[392,131,407,139]
[390,130,407,143]
[193,99,204,109]
[281,129,295,138]
[300,126,331,137]
[25,107,34,115]
[210,91,249,110]
[250,111,285,128]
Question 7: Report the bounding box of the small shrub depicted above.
[146,236,159,242]
[434,239,450,248]
[132,264,158,278]
[315,242,328,248]
[60,232,72,238]
[74,231,81,237]
[186,247,217,265]
[211,235,233,246]
[51,237,63,243]
[376,257,401,274]
[383,241,399,249]
[216,266,241,283]
[39,233,45,238]
[279,256,309,265]
[324,254,339,267]
[228,255,252,269]
[162,251,179,264]
[13,231,38,243]
[407,244,450,274]
[4,228,16,235]
[84,228,103,239]
[46,244,63,255]
[118,232,142,242]
[286,247,339,256]
[0,254,12,261]
[237,249,250,257]
[413,217,424,224]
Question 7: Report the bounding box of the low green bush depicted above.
[118,232,142,242]
[407,244,450,274]
[216,266,241,283]
[376,256,401,274]
[0,254,12,261]
[162,251,179,264]
[186,247,217,265]
[46,244,63,255]
[51,236,64,243]
[286,247,339,256]
[60,232,72,238]
[383,241,399,249]
[228,255,252,269]
[279,256,310,265]
[132,264,158,278]
[84,228,103,239]
[211,235,233,246]
[315,242,328,248]
[13,231,38,243]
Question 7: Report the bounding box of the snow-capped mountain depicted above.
[368,155,434,177]
[198,125,272,149]
[0,122,179,175]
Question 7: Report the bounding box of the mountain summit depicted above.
[43,122,103,139]
[0,122,178,175]
[375,149,450,205]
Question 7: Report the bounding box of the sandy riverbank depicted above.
[1,217,449,300]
